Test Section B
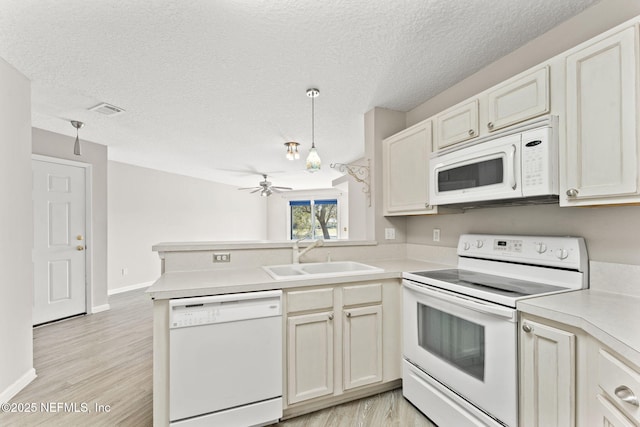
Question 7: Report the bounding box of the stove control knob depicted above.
[555,249,569,260]
[535,243,547,254]
[462,242,471,251]
[475,240,484,248]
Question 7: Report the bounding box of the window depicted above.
[290,199,338,240]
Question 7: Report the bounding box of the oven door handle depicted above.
[403,281,515,320]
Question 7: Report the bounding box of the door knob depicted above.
[77,245,85,251]
[77,235,84,241]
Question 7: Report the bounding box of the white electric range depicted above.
[402,234,588,427]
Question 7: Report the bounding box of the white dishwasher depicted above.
[169,290,282,426]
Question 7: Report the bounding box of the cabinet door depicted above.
[486,66,549,132]
[382,120,436,215]
[287,311,334,404]
[594,394,636,427]
[520,319,576,427]
[343,305,382,390]
[564,26,638,204]
[435,99,479,149]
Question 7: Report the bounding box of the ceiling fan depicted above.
[238,174,292,197]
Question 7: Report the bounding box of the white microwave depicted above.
[429,116,558,207]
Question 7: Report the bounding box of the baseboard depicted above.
[108,281,154,296]
[0,368,36,404]
[91,304,110,314]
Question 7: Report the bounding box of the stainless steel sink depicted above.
[263,261,383,281]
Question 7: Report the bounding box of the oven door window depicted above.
[437,157,503,192]
[417,303,485,381]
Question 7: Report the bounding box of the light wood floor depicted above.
[0,288,436,427]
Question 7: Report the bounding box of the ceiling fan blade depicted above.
[237,186,260,190]
[272,186,292,190]
[250,188,262,194]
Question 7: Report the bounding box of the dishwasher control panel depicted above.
[169,290,282,329]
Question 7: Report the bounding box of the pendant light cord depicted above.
[311,94,315,149]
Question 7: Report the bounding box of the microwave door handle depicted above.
[509,144,517,190]
[403,281,515,320]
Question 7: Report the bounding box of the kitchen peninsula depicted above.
[148,239,640,427]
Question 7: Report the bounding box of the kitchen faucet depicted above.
[292,238,324,264]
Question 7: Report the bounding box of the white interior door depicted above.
[32,159,86,325]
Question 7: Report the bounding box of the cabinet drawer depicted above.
[287,288,334,313]
[343,283,382,307]
[598,349,640,423]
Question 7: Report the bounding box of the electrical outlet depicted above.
[385,228,395,240]
[213,252,231,263]
[121,267,128,276]
[433,228,441,242]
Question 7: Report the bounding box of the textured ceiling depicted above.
[0,0,598,189]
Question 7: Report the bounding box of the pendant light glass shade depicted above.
[70,120,84,156]
[306,88,321,173]
[306,146,321,172]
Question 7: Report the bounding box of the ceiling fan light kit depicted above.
[305,88,321,173]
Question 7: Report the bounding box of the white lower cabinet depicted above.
[520,313,640,427]
[594,348,640,426]
[284,280,400,416]
[594,394,636,427]
[287,311,334,404]
[519,317,576,427]
[343,304,382,390]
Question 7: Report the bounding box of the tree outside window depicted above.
[290,199,338,240]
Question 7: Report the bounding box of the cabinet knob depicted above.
[487,122,494,130]
[328,313,334,320]
[522,323,533,333]
[76,245,85,251]
[468,129,475,136]
[566,188,579,197]
[615,385,639,407]
[346,312,351,318]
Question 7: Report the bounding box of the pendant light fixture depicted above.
[284,141,300,160]
[70,120,84,156]
[305,88,321,172]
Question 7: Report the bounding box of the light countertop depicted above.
[146,258,452,300]
[518,290,640,367]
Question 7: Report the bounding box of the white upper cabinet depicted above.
[562,25,639,206]
[382,119,437,216]
[486,66,550,133]
[435,99,479,149]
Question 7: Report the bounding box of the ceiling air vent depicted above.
[89,102,125,116]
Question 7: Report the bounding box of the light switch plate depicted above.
[433,228,441,242]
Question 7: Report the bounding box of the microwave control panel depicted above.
[521,126,557,196]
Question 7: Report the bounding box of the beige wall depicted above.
[0,58,34,401]
[407,205,640,265]
[108,161,267,291]
[32,128,109,310]
[364,107,407,244]
[401,0,640,267]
